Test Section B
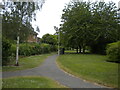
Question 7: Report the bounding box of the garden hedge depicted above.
[106,41,120,63]
[2,38,12,65]
[2,42,57,66]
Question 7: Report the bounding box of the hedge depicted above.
[2,38,12,65]
[106,41,120,63]
[2,42,57,66]
[10,43,57,57]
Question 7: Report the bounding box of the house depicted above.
[27,31,38,43]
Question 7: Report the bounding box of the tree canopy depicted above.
[41,33,57,45]
[2,1,45,42]
[60,0,120,54]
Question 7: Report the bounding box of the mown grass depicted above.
[57,53,118,88]
[2,76,66,88]
[3,53,55,72]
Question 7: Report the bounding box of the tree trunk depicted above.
[79,45,82,53]
[15,36,19,66]
[76,47,78,53]
[83,46,85,53]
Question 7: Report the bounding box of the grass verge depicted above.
[57,54,118,88]
[3,53,55,72]
[2,76,67,88]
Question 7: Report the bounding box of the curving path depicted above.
[2,54,107,88]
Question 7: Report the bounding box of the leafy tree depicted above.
[2,1,45,65]
[60,0,119,54]
[89,1,119,54]
[41,33,57,45]
[60,1,92,53]
[2,1,44,42]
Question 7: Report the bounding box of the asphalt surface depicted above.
[2,54,107,88]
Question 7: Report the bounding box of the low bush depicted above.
[50,45,57,52]
[3,43,57,66]
[41,43,50,54]
[106,41,120,63]
[2,38,12,65]
[10,43,56,56]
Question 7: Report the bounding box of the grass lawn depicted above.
[3,53,55,72]
[2,76,66,88]
[57,53,118,88]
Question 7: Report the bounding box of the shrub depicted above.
[10,44,16,57]
[33,43,42,55]
[3,42,57,66]
[11,43,54,56]
[41,43,50,54]
[2,38,11,65]
[50,45,57,52]
[106,41,120,63]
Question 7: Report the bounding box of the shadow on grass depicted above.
[64,51,120,64]
[106,60,120,63]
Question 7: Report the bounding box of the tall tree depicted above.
[61,1,92,53]
[60,0,119,54]
[2,1,45,65]
[90,1,119,54]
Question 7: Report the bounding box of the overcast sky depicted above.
[32,0,120,38]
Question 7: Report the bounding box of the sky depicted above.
[32,0,120,38]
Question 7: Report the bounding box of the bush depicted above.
[50,45,57,52]
[4,43,57,66]
[10,43,56,57]
[41,43,50,54]
[106,41,120,63]
[2,38,12,65]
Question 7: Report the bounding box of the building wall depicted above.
[27,34,38,43]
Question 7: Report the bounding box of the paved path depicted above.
[3,54,107,88]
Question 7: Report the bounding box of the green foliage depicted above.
[2,1,45,42]
[3,43,57,66]
[10,43,57,57]
[41,43,50,54]
[106,41,120,62]
[41,34,57,45]
[60,0,119,54]
[2,38,12,65]
[50,45,57,52]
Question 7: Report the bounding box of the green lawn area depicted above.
[3,53,55,72]
[57,53,118,88]
[2,76,66,88]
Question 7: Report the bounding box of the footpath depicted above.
[3,54,107,88]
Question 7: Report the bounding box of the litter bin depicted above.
[60,48,65,55]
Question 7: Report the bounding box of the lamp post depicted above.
[58,28,60,55]
[54,26,60,55]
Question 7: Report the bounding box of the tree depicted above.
[41,33,57,45]
[89,1,119,54]
[2,1,44,41]
[60,0,119,54]
[2,1,45,65]
[60,1,92,53]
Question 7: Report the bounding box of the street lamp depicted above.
[54,26,60,55]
